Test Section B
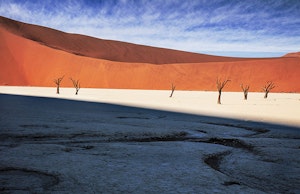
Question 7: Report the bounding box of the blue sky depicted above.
[0,0,299,57]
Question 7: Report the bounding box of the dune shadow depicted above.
[0,93,299,193]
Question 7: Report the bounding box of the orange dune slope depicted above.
[0,16,258,64]
[0,16,299,92]
[283,52,300,58]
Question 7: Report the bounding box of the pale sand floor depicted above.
[1,86,299,127]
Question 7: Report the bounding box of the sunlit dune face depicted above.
[0,17,300,92]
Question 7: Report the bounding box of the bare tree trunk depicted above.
[217,91,221,104]
[216,78,230,104]
[54,76,64,94]
[70,78,80,95]
[241,84,250,100]
[244,92,248,100]
[262,81,275,99]
[169,83,176,98]
[264,91,268,99]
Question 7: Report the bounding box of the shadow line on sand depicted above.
[0,93,298,132]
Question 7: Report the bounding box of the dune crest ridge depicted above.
[283,52,300,58]
[0,16,252,64]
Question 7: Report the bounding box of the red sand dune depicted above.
[0,16,260,64]
[1,16,300,92]
[283,52,300,58]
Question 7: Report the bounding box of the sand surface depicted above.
[1,86,300,127]
[0,87,299,193]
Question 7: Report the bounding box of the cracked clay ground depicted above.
[0,92,300,193]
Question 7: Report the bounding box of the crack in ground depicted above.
[203,149,267,192]
[203,122,270,137]
[204,151,231,172]
[116,131,188,142]
[0,167,59,192]
[116,116,150,120]
[0,132,189,145]
[192,137,254,152]
[0,123,292,193]
[222,181,241,186]
[199,131,298,193]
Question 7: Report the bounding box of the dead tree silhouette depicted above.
[54,76,64,94]
[217,78,230,104]
[241,84,250,100]
[262,81,275,99]
[70,78,80,95]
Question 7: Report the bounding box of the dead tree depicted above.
[70,78,80,95]
[169,83,176,98]
[262,81,275,98]
[217,78,230,104]
[54,76,64,94]
[241,84,250,100]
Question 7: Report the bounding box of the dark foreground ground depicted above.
[0,94,299,193]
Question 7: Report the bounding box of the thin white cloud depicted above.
[0,0,299,57]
